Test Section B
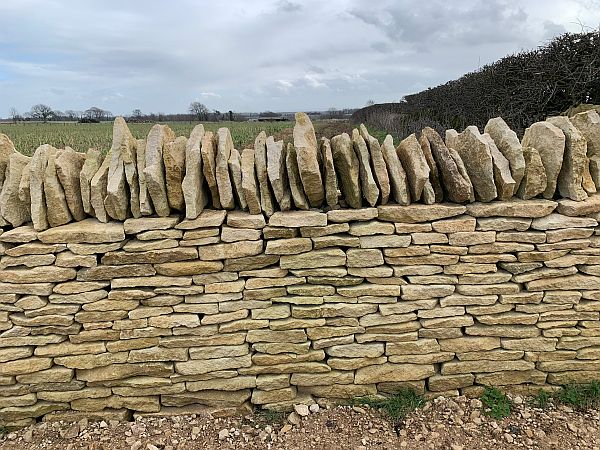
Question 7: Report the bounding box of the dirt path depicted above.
[1,395,599,450]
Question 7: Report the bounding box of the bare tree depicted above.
[64,110,79,121]
[189,101,209,121]
[30,104,54,122]
[9,107,20,123]
[365,99,375,107]
[84,107,106,121]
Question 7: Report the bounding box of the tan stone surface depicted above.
[0,152,31,227]
[352,129,379,206]
[331,133,361,208]
[144,124,176,216]
[294,112,323,207]
[163,136,187,211]
[181,124,207,219]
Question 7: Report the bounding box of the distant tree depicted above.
[259,111,279,117]
[228,110,233,121]
[365,99,375,107]
[30,104,54,122]
[84,107,106,121]
[64,110,79,121]
[131,109,143,119]
[189,102,209,121]
[53,110,65,121]
[9,107,20,123]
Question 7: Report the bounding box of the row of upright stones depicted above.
[0,110,599,231]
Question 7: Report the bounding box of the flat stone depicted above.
[531,213,597,230]
[144,124,176,216]
[54,147,86,221]
[355,363,434,384]
[286,143,309,210]
[280,249,346,270]
[557,194,600,216]
[352,129,379,206]
[294,112,323,207]
[216,127,235,209]
[124,217,179,234]
[200,131,220,208]
[136,138,153,215]
[548,116,588,201]
[266,136,291,210]
[240,148,261,215]
[38,219,125,244]
[181,124,208,219]
[227,211,266,229]
[44,147,72,227]
[164,135,187,211]
[521,121,565,199]
[176,209,226,229]
[453,126,497,202]
[198,240,263,260]
[378,203,466,223]
[466,199,557,218]
[331,133,361,208]
[380,135,410,205]
[269,211,327,228]
[484,117,526,190]
[0,152,31,227]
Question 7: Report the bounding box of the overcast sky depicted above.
[1,0,599,117]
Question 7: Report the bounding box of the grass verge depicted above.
[352,389,424,422]
[557,381,600,410]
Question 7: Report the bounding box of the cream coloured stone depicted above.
[294,112,323,207]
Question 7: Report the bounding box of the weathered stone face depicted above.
[547,116,588,201]
[285,143,309,210]
[44,147,72,228]
[216,128,235,210]
[396,134,430,203]
[201,131,221,209]
[453,126,497,202]
[571,110,600,187]
[241,148,262,215]
[90,148,112,223]
[422,127,472,203]
[360,125,390,205]
[521,121,565,199]
[294,112,323,207]
[164,136,187,211]
[181,124,208,219]
[267,136,291,211]
[0,152,31,227]
[352,129,379,207]
[516,146,547,200]
[481,133,516,201]
[55,147,86,221]
[331,133,361,208]
[418,132,443,202]
[228,147,247,211]
[144,124,176,217]
[484,117,526,191]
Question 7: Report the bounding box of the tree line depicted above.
[353,29,600,138]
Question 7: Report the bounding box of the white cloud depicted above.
[0,0,598,116]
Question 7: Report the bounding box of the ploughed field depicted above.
[0,121,354,156]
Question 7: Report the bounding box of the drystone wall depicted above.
[2,197,600,428]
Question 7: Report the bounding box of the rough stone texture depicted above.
[453,126,497,202]
[29,145,51,231]
[422,127,472,203]
[547,116,588,201]
[44,147,72,228]
[418,132,443,202]
[360,125,390,205]
[267,136,291,211]
[396,134,430,203]
[144,124,176,217]
[285,143,309,210]
[241,149,262,215]
[571,110,600,187]
[320,137,338,207]
[216,128,235,210]
[481,133,516,201]
[136,138,152,215]
[331,133,361,208]
[228,147,247,211]
[163,136,187,211]
[254,132,275,216]
[352,129,379,207]
[0,152,31,227]
[55,148,86,221]
[521,121,566,199]
[484,117,526,191]
[201,131,220,209]
[294,113,324,207]
[381,135,410,205]
[516,146,547,200]
[181,124,207,219]
[105,117,136,221]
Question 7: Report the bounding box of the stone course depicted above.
[0,197,599,427]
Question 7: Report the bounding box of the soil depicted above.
[1,394,599,450]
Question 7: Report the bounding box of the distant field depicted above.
[0,120,374,156]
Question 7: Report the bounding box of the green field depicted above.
[0,120,372,156]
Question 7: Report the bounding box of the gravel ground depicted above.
[1,394,599,450]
